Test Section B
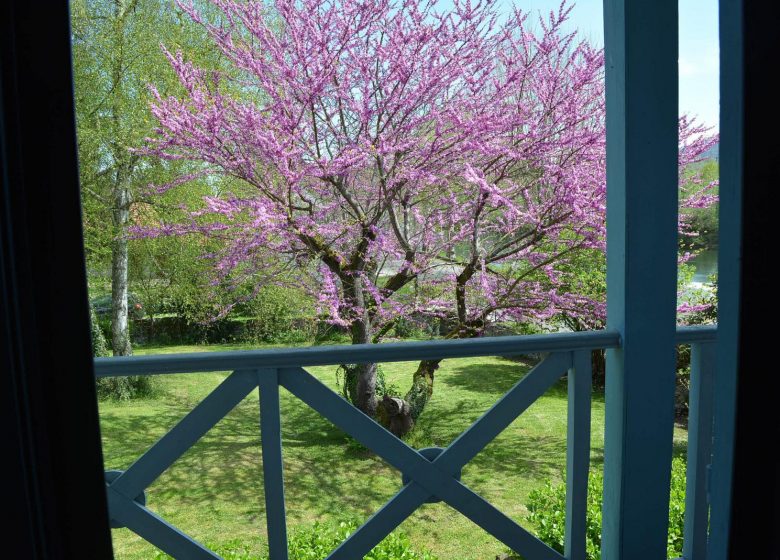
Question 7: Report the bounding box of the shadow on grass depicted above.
[400,378,572,494]
[442,359,533,394]
[99,364,617,530]
[100,382,401,523]
[443,358,573,401]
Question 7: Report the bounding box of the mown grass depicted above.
[100,342,689,559]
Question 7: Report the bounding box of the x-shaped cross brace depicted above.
[104,351,575,560]
[279,351,572,560]
[105,370,259,559]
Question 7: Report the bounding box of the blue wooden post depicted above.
[565,350,592,560]
[259,369,289,560]
[683,342,715,559]
[601,1,679,558]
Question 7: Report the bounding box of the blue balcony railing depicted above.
[95,325,716,560]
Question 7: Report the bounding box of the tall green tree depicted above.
[71,0,224,354]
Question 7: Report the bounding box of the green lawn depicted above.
[100,342,689,559]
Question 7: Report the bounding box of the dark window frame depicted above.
[1,1,113,557]
[1,0,776,558]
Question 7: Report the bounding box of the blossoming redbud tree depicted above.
[138,0,717,434]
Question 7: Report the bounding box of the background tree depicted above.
[71,0,227,355]
[138,0,717,434]
[680,159,719,250]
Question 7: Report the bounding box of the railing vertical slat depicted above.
[258,369,288,560]
[683,342,715,559]
[565,350,592,560]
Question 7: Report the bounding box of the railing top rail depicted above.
[675,324,718,344]
[93,326,715,377]
[95,330,619,377]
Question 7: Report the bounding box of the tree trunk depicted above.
[378,359,440,437]
[342,274,377,417]
[108,0,133,357]
[376,264,480,437]
[111,180,132,356]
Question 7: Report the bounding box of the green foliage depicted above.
[91,302,157,399]
[667,459,688,555]
[128,236,220,322]
[392,316,432,339]
[129,274,319,346]
[555,248,607,331]
[336,364,400,402]
[519,457,688,560]
[89,304,110,358]
[524,473,602,560]
[153,520,437,560]
[681,273,718,327]
[680,160,719,250]
[287,520,437,560]
[72,0,214,268]
[242,285,317,344]
[313,323,352,344]
[96,374,157,401]
[73,0,246,353]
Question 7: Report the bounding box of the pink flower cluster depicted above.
[136,0,718,332]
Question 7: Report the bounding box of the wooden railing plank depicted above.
[258,370,289,560]
[97,327,718,559]
[683,342,715,559]
[565,350,592,560]
[94,330,623,377]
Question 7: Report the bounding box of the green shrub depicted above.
[90,303,157,400]
[314,321,352,344]
[517,457,688,560]
[243,285,316,344]
[393,317,430,339]
[287,520,437,560]
[154,520,437,560]
[90,304,110,358]
[95,375,157,401]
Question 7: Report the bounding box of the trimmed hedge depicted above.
[130,314,347,346]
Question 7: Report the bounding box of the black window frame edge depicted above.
[1,0,113,558]
[1,0,777,558]
[727,1,780,557]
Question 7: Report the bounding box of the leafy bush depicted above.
[242,285,316,344]
[392,316,431,339]
[91,292,145,319]
[95,374,156,401]
[154,520,437,560]
[90,304,110,358]
[287,520,437,560]
[518,457,688,560]
[90,304,157,400]
[314,321,352,344]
